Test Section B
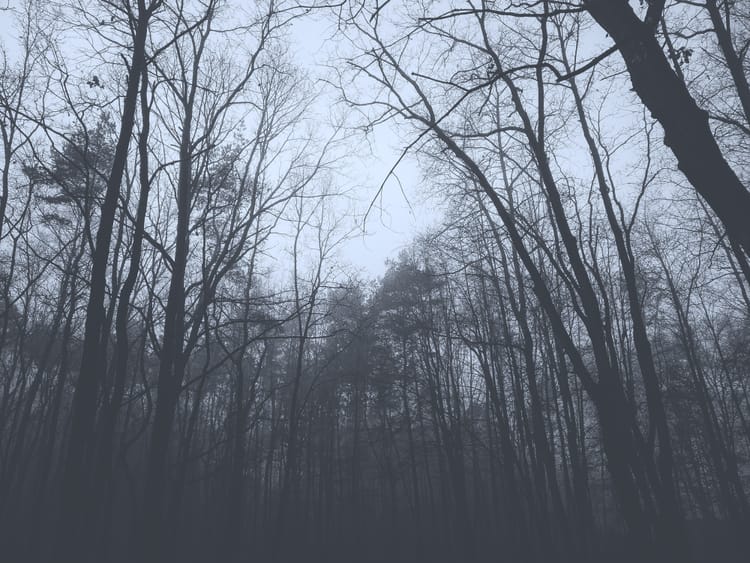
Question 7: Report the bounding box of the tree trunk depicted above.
[58,4,151,561]
[584,0,750,256]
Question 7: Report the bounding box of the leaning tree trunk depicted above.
[583,0,750,256]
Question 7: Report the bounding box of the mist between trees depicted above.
[1,1,749,562]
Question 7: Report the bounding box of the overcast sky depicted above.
[288,11,432,278]
[0,2,437,279]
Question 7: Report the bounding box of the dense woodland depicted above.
[1,1,750,562]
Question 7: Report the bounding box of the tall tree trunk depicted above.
[559,30,687,558]
[59,4,152,561]
[94,64,153,557]
[584,0,750,256]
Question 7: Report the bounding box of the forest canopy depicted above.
[0,1,749,562]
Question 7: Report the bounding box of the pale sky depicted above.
[288,11,431,277]
[0,2,435,278]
